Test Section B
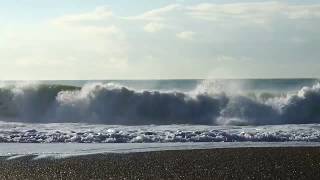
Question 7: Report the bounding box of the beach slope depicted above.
[1,147,320,179]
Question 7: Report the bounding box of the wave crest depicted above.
[0,82,320,125]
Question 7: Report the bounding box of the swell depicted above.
[0,82,320,125]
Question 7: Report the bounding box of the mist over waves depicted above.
[0,80,320,125]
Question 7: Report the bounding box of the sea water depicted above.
[1,79,320,158]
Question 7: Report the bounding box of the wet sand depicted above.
[1,147,320,179]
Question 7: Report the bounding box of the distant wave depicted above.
[0,81,320,125]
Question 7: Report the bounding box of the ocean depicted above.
[1,79,320,157]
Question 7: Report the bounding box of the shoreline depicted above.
[1,147,320,179]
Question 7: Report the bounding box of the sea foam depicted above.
[1,122,320,143]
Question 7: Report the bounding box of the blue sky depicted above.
[1,0,320,79]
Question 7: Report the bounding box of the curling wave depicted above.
[0,82,320,125]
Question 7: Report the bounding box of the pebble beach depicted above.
[1,147,320,179]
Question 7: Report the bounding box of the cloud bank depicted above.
[1,1,320,79]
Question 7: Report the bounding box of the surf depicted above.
[0,79,319,125]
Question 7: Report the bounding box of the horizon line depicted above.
[0,77,318,81]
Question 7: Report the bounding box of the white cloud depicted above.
[1,8,129,79]
[143,22,165,33]
[52,6,113,26]
[76,25,120,35]
[129,4,182,21]
[1,2,320,79]
[176,31,195,40]
[216,55,252,63]
[187,2,320,24]
[286,5,320,19]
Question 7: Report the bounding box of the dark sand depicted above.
[1,147,320,179]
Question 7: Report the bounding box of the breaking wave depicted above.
[1,122,320,143]
[0,81,320,125]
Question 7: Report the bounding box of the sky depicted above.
[0,0,320,80]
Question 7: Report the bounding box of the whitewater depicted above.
[0,79,319,125]
[1,79,320,157]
